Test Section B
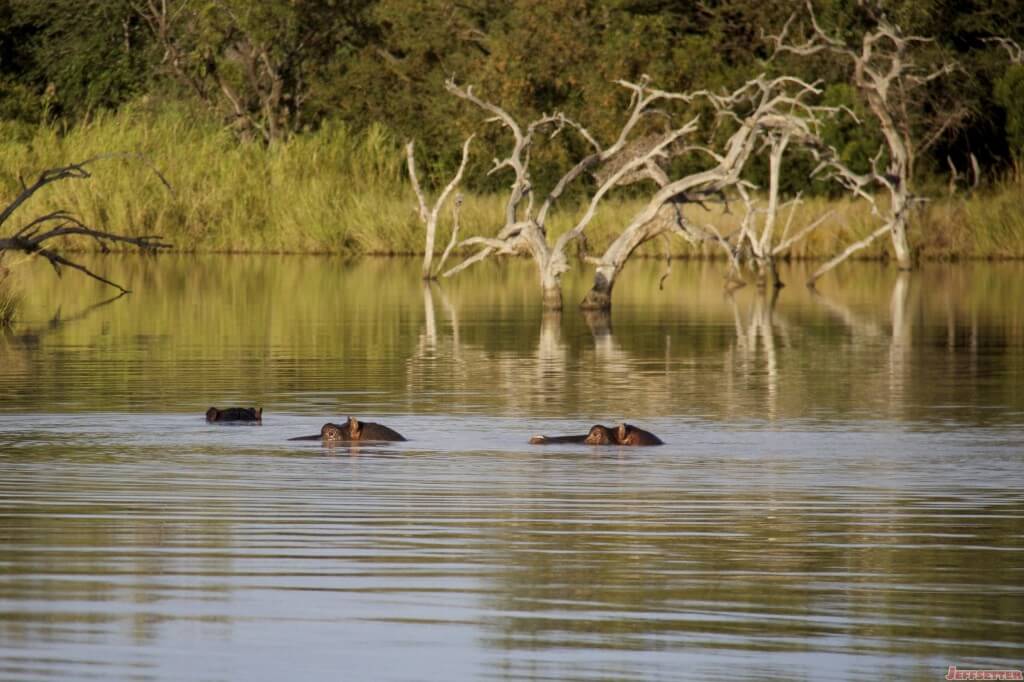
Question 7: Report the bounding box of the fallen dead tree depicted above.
[0,157,172,293]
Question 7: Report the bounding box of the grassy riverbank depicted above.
[0,281,19,327]
[2,105,1022,260]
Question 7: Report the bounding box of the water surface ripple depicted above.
[1,257,1022,681]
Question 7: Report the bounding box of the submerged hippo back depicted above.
[617,423,663,446]
[355,421,407,441]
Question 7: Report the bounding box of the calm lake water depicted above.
[1,255,1022,681]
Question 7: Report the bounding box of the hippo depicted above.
[289,416,407,442]
[528,424,617,445]
[529,423,662,446]
[615,423,663,446]
[207,406,262,423]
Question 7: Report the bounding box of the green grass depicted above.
[0,276,21,327]
[1,103,1022,260]
[0,102,418,254]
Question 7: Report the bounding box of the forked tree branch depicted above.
[407,135,474,278]
[0,159,173,293]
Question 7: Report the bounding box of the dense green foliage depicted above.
[1,1,1021,185]
[995,64,1024,170]
[0,105,1019,258]
[0,0,1022,264]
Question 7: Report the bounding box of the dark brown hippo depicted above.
[207,406,262,423]
[615,423,663,446]
[529,423,662,446]
[529,425,616,445]
[289,416,406,442]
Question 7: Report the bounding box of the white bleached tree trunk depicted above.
[581,75,829,309]
[441,76,698,311]
[406,135,473,279]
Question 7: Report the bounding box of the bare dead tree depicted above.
[720,82,843,290]
[801,142,898,286]
[580,75,833,310]
[946,153,982,196]
[407,136,474,279]
[769,1,959,271]
[732,185,830,290]
[441,76,698,310]
[0,159,171,294]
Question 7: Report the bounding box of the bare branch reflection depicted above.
[889,272,913,408]
[725,288,788,421]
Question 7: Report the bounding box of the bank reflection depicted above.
[3,255,1022,425]
[406,262,1023,426]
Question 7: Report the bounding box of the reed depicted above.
[0,277,20,327]
[1,104,1021,260]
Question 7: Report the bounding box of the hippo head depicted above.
[321,423,348,441]
[206,407,221,422]
[584,425,615,445]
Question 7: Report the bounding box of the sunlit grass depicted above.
[1,104,1021,260]
[0,277,21,327]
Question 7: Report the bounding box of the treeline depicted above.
[1,0,1022,190]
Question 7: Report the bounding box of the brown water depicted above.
[0,255,1022,681]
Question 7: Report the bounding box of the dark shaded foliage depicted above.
[0,0,1021,188]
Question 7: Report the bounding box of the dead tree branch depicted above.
[407,135,474,279]
[985,37,1024,65]
[769,0,957,271]
[807,224,890,287]
[442,76,699,310]
[580,75,832,310]
[0,159,172,293]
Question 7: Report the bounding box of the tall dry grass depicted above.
[0,271,21,326]
[0,103,418,253]
[0,103,1021,260]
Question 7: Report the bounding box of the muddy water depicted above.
[0,256,1022,681]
